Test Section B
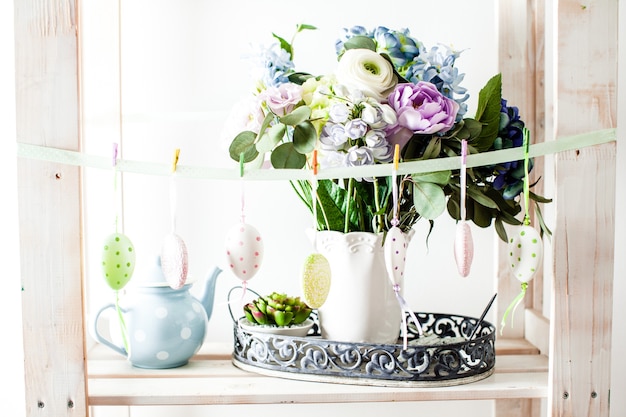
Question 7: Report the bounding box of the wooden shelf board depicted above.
[87,340,548,406]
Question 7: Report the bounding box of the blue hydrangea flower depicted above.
[488,99,533,199]
[246,43,295,88]
[335,26,421,73]
[405,45,469,120]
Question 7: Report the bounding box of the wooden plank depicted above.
[88,371,548,406]
[495,399,542,417]
[14,1,87,416]
[551,143,615,416]
[549,1,618,416]
[524,308,550,355]
[497,0,547,341]
[87,342,548,405]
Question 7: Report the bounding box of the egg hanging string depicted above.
[500,128,542,335]
[384,144,423,350]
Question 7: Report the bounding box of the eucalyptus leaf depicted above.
[343,36,376,52]
[293,121,317,154]
[412,181,446,220]
[280,106,312,126]
[412,170,451,185]
[256,123,286,153]
[270,142,306,169]
[229,131,258,163]
[288,72,315,85]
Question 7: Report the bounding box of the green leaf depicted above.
[412,181,446,220]
[272,33,292,59]
[412,170,451,185]
[472,74,502,152]
[270,142,306,169]
[256,123,286,153]
[288,72,315,85]
[494,218,509,242]
[459,118,483,139]
[421,137,442,160]
[316,180,353,231]
[466,185,499,209]
[280,106,311,126]
[229,131,258,163]
[343,36,376,52]
[293,121,317,154]
[470,200,494,228]
[296,23,317,32]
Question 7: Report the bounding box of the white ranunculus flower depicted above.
[335,49,398,101]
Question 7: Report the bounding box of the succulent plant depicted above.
[244,292,312,327]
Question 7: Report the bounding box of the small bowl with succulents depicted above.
[239,292,314,337]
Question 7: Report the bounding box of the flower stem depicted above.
[344,177,354,233]
[373,178,382,233]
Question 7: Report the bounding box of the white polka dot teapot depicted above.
[91,257,222,369]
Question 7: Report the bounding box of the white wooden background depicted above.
[2,3,626,415]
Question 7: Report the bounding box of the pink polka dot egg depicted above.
[224,223,264,281]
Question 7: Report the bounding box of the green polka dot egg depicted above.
[101,232,136,290]
[507,225,543,283]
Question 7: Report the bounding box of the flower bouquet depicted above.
[226,24,549,240]
[224,24,551,344]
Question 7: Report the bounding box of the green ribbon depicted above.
[17,128,616,180]
[500,281,528,335]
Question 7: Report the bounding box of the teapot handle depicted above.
[91,303,128,357]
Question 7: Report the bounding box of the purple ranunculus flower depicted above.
[388,82,459,135]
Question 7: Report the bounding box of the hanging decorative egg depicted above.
[225,223,264,281]
[454,221,474,277]
[507,224,543,283]
[101,232,136,291]
[384,226,408,286]
[301,253,331,309]
[160,233,189,289]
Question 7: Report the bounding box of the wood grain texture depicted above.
[551,144,615,416]
[549,1,618,416]
[14,0,87,416]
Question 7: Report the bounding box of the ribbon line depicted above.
[16,128,616,181]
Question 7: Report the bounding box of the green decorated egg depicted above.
[507,225,542,283]
[101,233,136,290]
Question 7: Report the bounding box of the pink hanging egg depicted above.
[454,221,474,277]
[507,225,543,283]
[224,223,264,281]
[160,233,189,289]
[384,226,408,286]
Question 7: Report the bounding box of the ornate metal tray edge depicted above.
[232,312,496,388]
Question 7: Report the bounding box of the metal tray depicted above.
[232,311,496,387]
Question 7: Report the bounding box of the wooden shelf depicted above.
[87,339,548,406]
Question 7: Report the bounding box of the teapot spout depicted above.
[198,266,222,321]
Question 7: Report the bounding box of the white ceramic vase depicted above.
[312,230,406,344]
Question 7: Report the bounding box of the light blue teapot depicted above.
[92,256,222,369]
